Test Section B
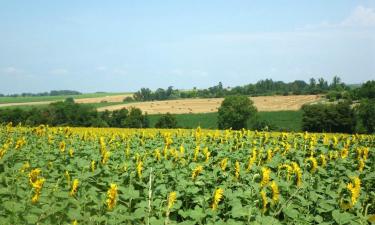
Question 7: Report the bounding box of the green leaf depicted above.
[189,206,204,221]
[24,214,39,224]
[2,201,24,213]
[149,217,164,225]
[283,208,299,219]
[332,210,354,224]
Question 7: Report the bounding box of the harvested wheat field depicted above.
[74,94,132,104]
[98,95,321,114]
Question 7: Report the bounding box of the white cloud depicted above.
[302,5,375,30]
[341,6,375,27]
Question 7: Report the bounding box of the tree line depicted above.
[0,90,82,97]
[132,76,355,101]
[301,81,375,133]
[0,98,149,128]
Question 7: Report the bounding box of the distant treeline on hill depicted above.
[132,76,364,101]
[0,90,81,97]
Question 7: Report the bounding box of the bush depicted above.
[123,107,149,128]
[123,96,134,102]
[357,99,375,133]
[217,95,257,130]
[155,113,178,128]
[302,102,355,133]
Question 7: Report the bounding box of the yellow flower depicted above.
[267,149,273,161]
[193,146,200,161]
[291,162,302,187]
[270,181,279,204]
[340,148,348,159]
[319,154,327,167]
[20,162,30,173]
[72,220,78,225]
[137,160,143,179]
[347,177,361,207]
[106,183,118,210]
[59,141,66,153]
[247,149,257,171]
[279,164,293,181]
[358,158,365,172]
[91,160,96,172]
[101,150,110,164]
[70,179,79,196]
[220,158,228,172]
[65,170,71,186]
[211,188,224,210]
[69,148,74,157]
[260,189,268,213]
[167,192,177,209]
[192,165,203,180]
[31,178,45,203]
[154,149,161,161]
[235,161,240,180]
[29,168,41,185]
[306,157,318,173]
[261,167,271,187]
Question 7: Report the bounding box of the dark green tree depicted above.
[123,107,148,128]
[217,95,257,130]
[155,113,178,128]
[357,99,375,133]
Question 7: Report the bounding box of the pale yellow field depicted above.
[98,95,321,114]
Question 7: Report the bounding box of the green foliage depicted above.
[357,99,375,133]
[155,113,178,128]
[302,102,356,133]
[217,95,257,130]
[0,126,373,224]
[0,100,149,128]
[351,80,375,100]
[123,108,149,128]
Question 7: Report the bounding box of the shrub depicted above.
[217,95,257,130]
[155,113,178,128]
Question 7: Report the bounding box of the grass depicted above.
[148,110,303,131]
[0,92,132,104]
[0,101,127,110]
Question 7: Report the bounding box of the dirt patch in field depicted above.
[98,95,321,114]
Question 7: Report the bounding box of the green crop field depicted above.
[0,92,131,104]
[0,125,373,224]
[148,111,303,131]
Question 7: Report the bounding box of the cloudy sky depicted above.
[0,1,374,94]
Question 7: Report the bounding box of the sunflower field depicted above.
[0,123,374,225]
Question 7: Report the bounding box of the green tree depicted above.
[123,107,149,128]
[217,95,257,130]
[155,113,178,128]
[357,99,375,133]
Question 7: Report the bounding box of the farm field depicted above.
[0,125,373,224]
[97,95,321,114]
[148,111,303,131]
[0,92,132,105]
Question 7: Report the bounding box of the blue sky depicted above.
[0,1,374,94]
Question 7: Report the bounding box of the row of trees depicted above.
[131,76,351,101]
[0,99,149,128]
[0,90,82,97]
[301,81,375,133]
[301,100,374,134]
